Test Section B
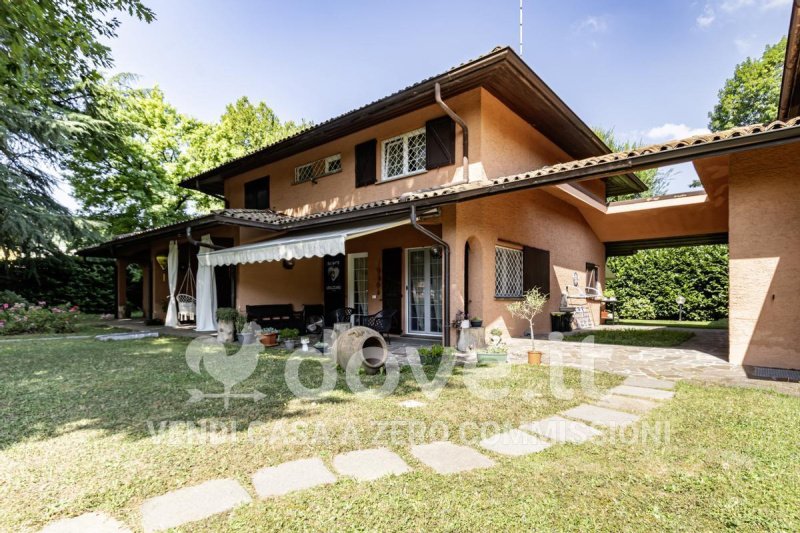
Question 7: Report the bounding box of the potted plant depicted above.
[238,320,259,345]
[489,327,503,346]
[451,310,470,330]
[279,327,300,350]
[216,307,241,343]
[259,326,279,346]
[469,315,483,328]
[477,344,508,364]
[507,287,549,365]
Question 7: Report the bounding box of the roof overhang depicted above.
[779,1,800,120]
[179,47,645,198]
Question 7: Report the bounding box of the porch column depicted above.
[140,261,152,321]
[115,258,128,319]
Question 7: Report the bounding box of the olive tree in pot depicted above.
[507,287,549,365]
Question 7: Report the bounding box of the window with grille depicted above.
[495,246,524,298]
[381,128,426,180]
[294,154,341,184]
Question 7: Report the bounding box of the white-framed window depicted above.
[294,154,342,184]
[495,246,524,298]
[381,128,426,180]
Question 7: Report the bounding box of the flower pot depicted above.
[470,320,483,328]
[217,319,235,343]
[239,332,255,345]
[527,350,543,365]
[260,333,278,346]
[284,340,296,350]
[460,319,471,329]
[478,352,507,364]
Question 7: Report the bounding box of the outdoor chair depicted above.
[357,309,398,343]
[334,307,354,324]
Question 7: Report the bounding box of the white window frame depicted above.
[381,128,426,181]
[494,245,524,299]
[347,252,369,319]
[293,154,342,185]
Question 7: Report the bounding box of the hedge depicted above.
[0,255,115,314]
[606,245,728,321]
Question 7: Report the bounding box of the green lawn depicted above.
[1,333,798,531]
[565,328,695,347]
[616,318,729,330]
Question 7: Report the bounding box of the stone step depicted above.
[479,429,552,456]
[623,376,676,390]
[332,448,411,481]
[410,441,495,474]
[252,457,337,498]
[520,415,602,444]
[39,512,131,533]
[608,385,675,401]
[561,404,640,427]
[594,394,660,414]
[140,478,251,533]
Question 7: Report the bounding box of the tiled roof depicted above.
[216,209,294,225]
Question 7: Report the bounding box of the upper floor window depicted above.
[244,176,270,210]
[294,154,342,185]
[382,128,426,180]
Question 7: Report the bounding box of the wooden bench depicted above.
[245,304,303,331]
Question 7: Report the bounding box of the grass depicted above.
[565,328,695,347]
[2,333,798,531]
[616,318,729,330]
[0,314,126,340]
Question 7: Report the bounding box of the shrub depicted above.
[279,328,299,340]
[619,297,657,320]
[0,303,80,335]
[0,290,28,306]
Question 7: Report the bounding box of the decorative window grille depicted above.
[294,154,341,184]
[382,128,426,180]
[495,246,524,298]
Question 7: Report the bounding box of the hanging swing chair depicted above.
[176,263,196,323]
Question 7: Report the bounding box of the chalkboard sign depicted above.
[323,254,345,325]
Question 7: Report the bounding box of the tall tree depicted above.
[0,0,154,256]
[68,77,217,235]
[708,37,787,132]
[593,128,672,199]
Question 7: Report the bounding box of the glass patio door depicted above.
[407,248,443,335]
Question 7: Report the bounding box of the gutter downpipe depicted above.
[410,204,450,347]
[435,82,469,183]
[185,226,226,250]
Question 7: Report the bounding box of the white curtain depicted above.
[195,234,218,332]
[164,240,179,327]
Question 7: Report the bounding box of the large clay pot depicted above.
[334,326,388,372]
[260,333,278,346]
[527,350,543,365]
[217,319,235,343]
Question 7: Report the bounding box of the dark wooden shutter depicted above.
[355,139,377,188]
[425,116,456,170]
[244,176,270,209]
[523,246,550,297]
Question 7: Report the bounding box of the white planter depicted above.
[217,320,235,343]
[460,320,471,329]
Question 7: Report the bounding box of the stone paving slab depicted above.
[520,415,602,444]
[609,385,675,400]
[623,376,675,390]
[252,457,337,498]
[399,400,426,408]
[562,404,640,427]
[140,478,251,532]
[479,429,552,456]
[40,512,131,533]
[332,448,411,481]
[410,441,495,474]
[594,394,660,414]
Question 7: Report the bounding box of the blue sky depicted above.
[56,0,793,207]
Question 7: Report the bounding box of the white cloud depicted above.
[734,34,757,54]
[646,123,711,141]
[575,16,608,33]
[760,0,791,10]
[720,0,755,12]
[696,4,716,27]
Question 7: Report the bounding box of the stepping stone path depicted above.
[608,385,675,401]
[411,441,496,474]
[40,512,131,533]
[40,377,678,532]
[561,404,641,427]
[333,448,411,481]
[140,478,251,533]
[479,428,552,456]
[595,394,659,414]
[252,457,336,498]
[521,415,602,444]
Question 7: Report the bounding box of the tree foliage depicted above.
[606,245,728,321]
[708,37,787,132]
[593,128,671,200]
[0,0,154,256]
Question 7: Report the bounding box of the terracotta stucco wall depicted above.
[447,189,605,341]
[224,89,483,216]
[237,258,324,312]
[729,144,800,369]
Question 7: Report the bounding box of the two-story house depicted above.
[84,39,800,373]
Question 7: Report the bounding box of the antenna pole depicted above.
[519,0,523,57]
